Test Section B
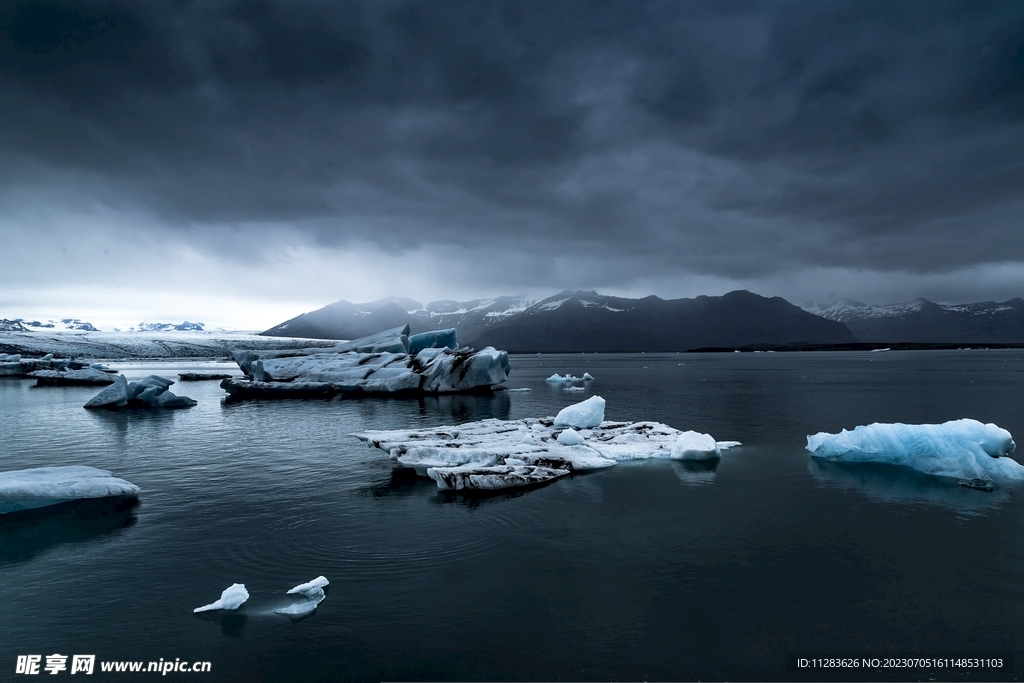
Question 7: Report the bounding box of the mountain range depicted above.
[262,290,855,352]
[802,298,1024,343]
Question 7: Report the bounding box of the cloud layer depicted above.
[2,1,1023,326]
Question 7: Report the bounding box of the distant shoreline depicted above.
[687,342,1024,353]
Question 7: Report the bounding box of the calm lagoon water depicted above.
[3,350,1024,681]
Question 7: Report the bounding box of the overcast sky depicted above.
[1,1,1023,329]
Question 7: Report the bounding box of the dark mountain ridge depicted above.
[263,289,855,352]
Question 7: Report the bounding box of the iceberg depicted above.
[582,372,595,380]
[30,368,116,386]
[670,431,722,460]
[554,395,605,429]
[194,584,249,613]
[806,419,1024,482]
[222,326,510,399]
[0,466,140,515]
[84,375,197,409]
[354,397,737,492]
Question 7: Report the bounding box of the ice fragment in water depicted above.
[194,584,249,613]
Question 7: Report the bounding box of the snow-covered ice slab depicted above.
[806,419,1024,482]
[223,326,510,398]
[194,584,249,613]
[0,466,140,515]
[354,397,738,492]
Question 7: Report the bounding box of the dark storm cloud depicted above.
[2,0,1024,288]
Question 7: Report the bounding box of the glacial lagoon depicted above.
[3,350,1024,681]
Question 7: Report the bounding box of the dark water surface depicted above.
[3,351,1024,681]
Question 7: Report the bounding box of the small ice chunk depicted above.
[554,395,605,429]
[545,373,565,383]
[582,372,595,380]
[716,441,742,449]
[276,587,325,617]
[557,428,584,446]
[563,386,585,392]
[670,431,721,460]
[287,576,329,597]
[83,375,129,408]
[193,584,249,613]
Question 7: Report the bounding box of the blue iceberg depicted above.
[806,419,1024,482]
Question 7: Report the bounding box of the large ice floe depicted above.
[84,375,197,409]
[221,325,510,399]
[806,419,1024,484]
[0,466,140,515]
[354,396,738,492]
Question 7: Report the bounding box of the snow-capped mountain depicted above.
[123,321,206,332]
[261,295,534,343]
[803,298,1024,342]
[17,318,100,331]
[472,290,854,351]
[263,290,855,351]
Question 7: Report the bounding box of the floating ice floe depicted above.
[84,375,197,409]
[0,352,88,377]
[194,584,249,613]
[563,386,585,392]
[354,396,739,492]
[221,325,510,399]
[582,372,595,381]
[545,373,581,383]
[30,368,116,386]
[0,466,140,515]
[806,419,1024,483]
[276,576,330,617]
[178,372,232,381]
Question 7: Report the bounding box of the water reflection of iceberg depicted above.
[672,459,719,487]
[0,497,138,566]
[807,459,1012,513]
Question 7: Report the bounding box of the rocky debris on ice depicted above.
[806,419,1024,483]
[0,466,140,515]
[194,584,249,613]
[30,368,116,386]
[84,374,197,409]
[222,325,510,399]
[354,396,739,492]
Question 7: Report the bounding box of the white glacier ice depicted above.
[0,466,140,515]
[287,576,329,596]
[276,576,329,617]
[554,395,605,429]
[194,584,249,613]
[582,372,595,380]
[354,397,736,491]
[670,431,721,460]
[557,428,585,445]
[806,419,1024,482]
